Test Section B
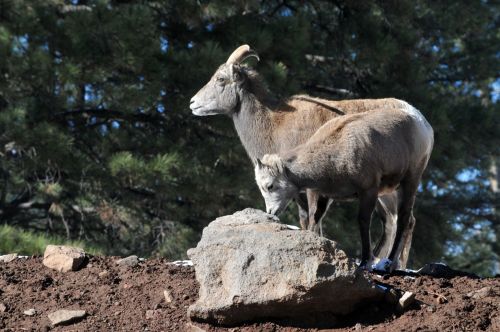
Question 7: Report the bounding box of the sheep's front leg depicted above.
[305,190,332,236]
[358,189,378,268]
[306,190,320,232]
[295,193,309,230]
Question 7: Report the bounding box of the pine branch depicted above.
[52,108,168,125]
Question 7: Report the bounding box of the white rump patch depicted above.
[399,101,434,156]
[400,101,427,123]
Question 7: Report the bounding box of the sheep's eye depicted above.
[267,184,274,191]
[216,76,226,84]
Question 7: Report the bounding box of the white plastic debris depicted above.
[170,260,193,267]
[285,224,301,230]
[403,268,419,274]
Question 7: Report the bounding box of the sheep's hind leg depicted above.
[371,192,399,268]
[397,213,416,269]
[357,189,378,268]
[388,179,419,272]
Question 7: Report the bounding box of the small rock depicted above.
[145,310,156,319]
[24,308,36,316]
[48,309,86,326]
[43,245,86,272]
[0,253,18,263]
[163,290,173,304]
[398,291,416,310]
[116,255,139,267]
[185,322,206,332]
[98,270,109,278]
[467,287,492,300]
[435,294,448,304]
[426,305,436,313]
[0,303,7,312]
[354,322,363,330]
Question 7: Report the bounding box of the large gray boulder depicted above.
[187,208,383,325]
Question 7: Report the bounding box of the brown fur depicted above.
[267,107,433,269]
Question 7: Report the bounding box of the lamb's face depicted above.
[254,157,297,215]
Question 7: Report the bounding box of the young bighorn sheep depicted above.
[190,44,414,267]
[255,105,434,270]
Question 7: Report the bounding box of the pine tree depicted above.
[0,0,498,274]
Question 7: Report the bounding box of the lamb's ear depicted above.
[283,164,292,179]
[255,158,263,169]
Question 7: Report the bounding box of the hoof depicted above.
[358,260,372,271]
[371,258,392,273]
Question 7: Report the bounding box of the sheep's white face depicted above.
[254,156,298,215]
[190,64,245,116]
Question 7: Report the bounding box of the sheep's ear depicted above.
[256,158,263,169]
[283,164,292,179]
[230,64,244,82]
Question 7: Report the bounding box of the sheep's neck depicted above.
[232,94,278,160]
[285,155,329,192]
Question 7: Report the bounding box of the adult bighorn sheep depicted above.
[190,45,419,267]
[255,105,434,270]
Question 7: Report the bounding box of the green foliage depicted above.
[0,0,498,275]
[0,224,101,255]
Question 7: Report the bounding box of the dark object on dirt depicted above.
[377,262,480,279]
[417,263,480,279]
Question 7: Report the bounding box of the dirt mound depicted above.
[0,256,498,331]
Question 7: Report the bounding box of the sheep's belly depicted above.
[378,185,398,196]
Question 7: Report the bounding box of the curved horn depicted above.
[226,44,260,65]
